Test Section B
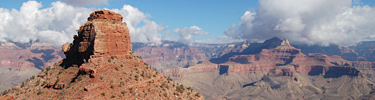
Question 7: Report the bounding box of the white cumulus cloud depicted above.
[195,36,243,44]
[225,0,375,46]
[112,5,165,44]
[0,1,165,46]
[174,26,209,45]
[0,1,92,45]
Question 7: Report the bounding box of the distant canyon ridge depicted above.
[0,38,375,98]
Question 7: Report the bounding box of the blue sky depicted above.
[114,0,258,40]
[0,0,258,43]
[0,0,374,45]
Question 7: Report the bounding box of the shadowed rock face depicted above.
[62,10,132,67]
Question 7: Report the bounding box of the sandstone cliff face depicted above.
[62,10,132,67]
[0,10,203,100]
[163,37,375,100]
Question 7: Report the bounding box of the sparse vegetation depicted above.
[176,84,185,93]
[46,66,51,71]
[187,87,193,92]
[2,89,8,95]
[111,95,115,98]
[21,82,25,87]
[77,75,83,81]
[120,64,124,67]
[195,93,201,97]
[137,56,142,59]
[111,85,115,89]
[135,75,139,81]
[160,82,169,89]
[141,71,145,77]
[115,67,119,71]
[101,92,105,96]
[119,82,124,87]
[129,88,135,96]
[167,77,172,82]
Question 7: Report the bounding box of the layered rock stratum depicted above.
[0,10,203,100]
[133,40,250,71]
[163,37,375,99]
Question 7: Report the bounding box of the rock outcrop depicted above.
[62,10,132,67]
[0,10,203,100]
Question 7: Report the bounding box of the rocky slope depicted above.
[163,38,375,99]
[0,10,203,100]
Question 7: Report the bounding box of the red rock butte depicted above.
[62,10,132,66]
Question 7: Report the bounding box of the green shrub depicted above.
[21,82,25,87]
[176,85,185,93]
[77,75,83,81]
[195,93,201,97]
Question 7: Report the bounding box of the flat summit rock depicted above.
[88,10,123,22]
[62,10,132,66]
